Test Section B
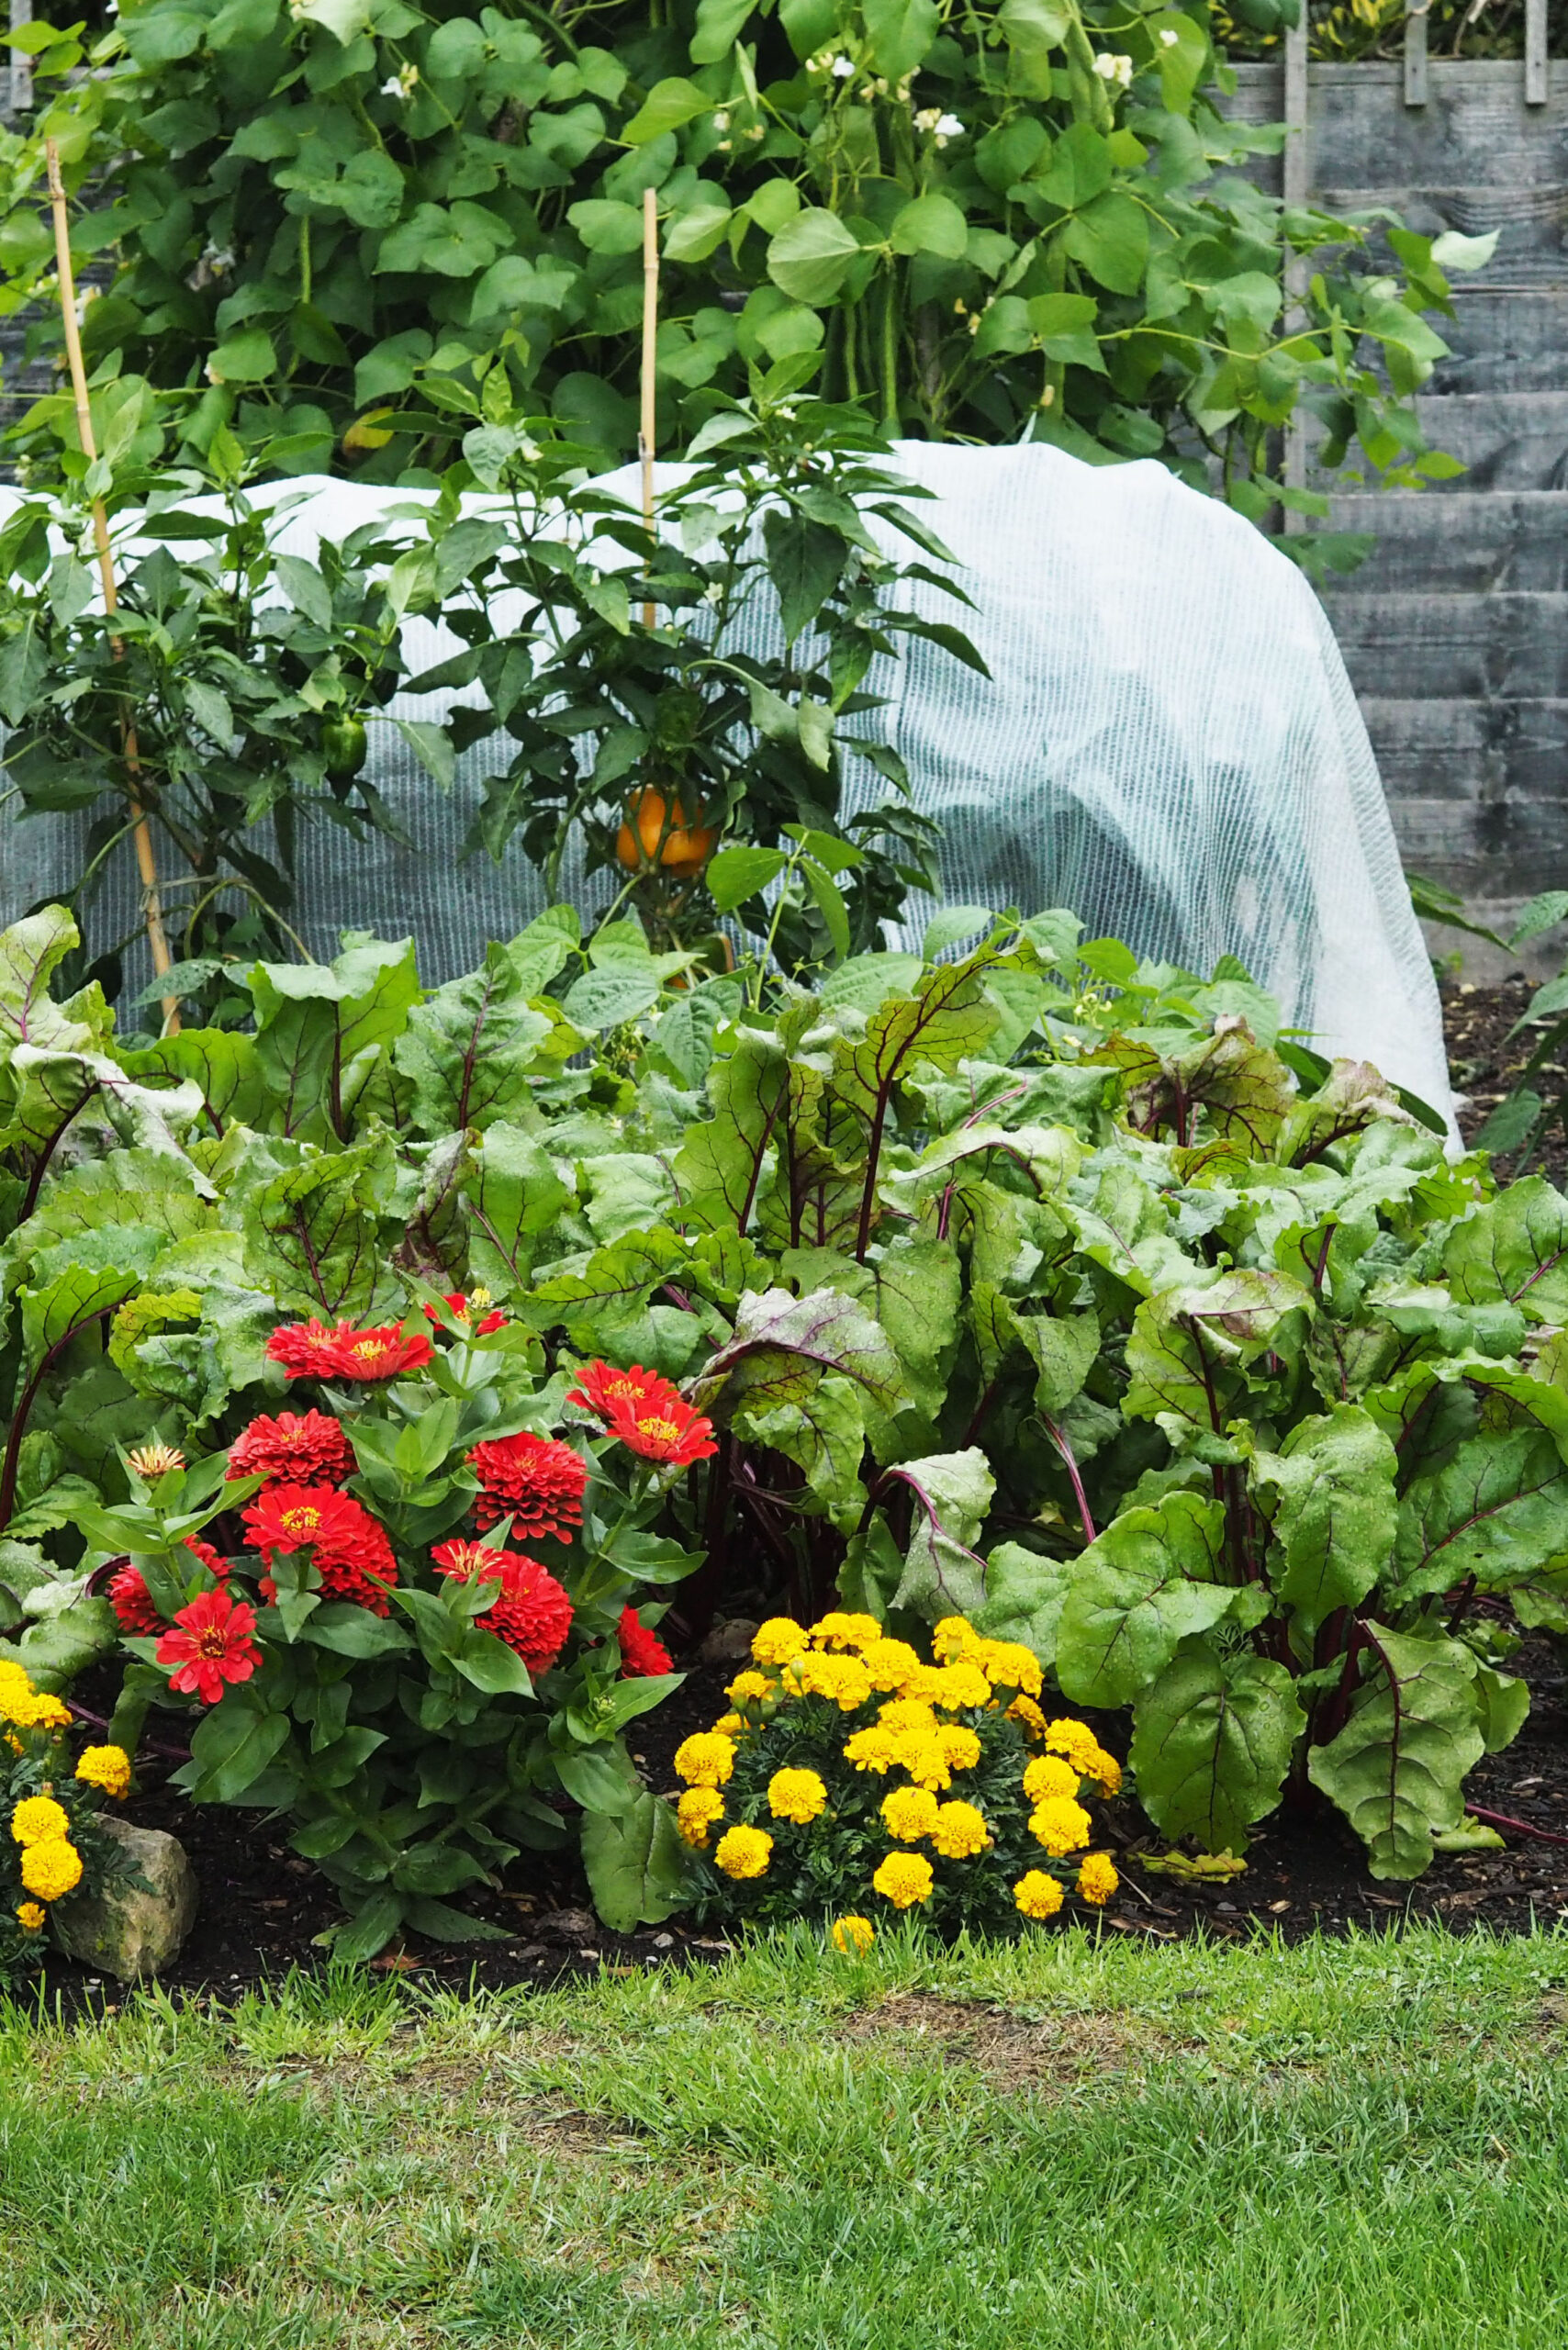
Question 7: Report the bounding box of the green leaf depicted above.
[568,200,647,255]
[1055,1492,1232,1708]
[1063,192,1149,297]
[865,0,940,78]
[707,845,789,912]
[692,0,755,60]
[1125,1270,1309,1436]
[554,1740,643,1817]
[623,77,713,144]
[303,1606,411,1660]
[326,1890,405,1964]
[1255,1404,1397,1634]
[762,511,846,643]
[463,1122,572,1292]
[890,194,969,261]
[1443,1178,1568,1324]
[1306,1627,1484,1879]
[1130,1643,1305,1853]
[393,944,552,1133]
[1393,1428,1568,1602]
[185,1703,292,1806]
[974,1540,1076,1666]
[19,1260,144,1368]
[767,210,864,306]
[885,1449,995,1619]
[580,1791,691,1932]
[694,1285,906,1423]
[238,1139,398,1319]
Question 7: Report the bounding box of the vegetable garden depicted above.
[0,0,1562,2016]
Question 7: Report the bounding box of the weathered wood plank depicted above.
[1327,491,1568,591]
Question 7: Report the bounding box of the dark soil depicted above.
[1443,972,1568,1188]
[26,984,1568,2009]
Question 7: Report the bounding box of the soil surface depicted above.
[1443,973,1568,1187]
[26,984,1568,2010]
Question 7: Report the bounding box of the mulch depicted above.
[24,982,1568,2009]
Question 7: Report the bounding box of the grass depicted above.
[2,1922,1566,2347]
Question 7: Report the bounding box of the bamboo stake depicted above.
[45,138,180,1033]
[639,185,658,629]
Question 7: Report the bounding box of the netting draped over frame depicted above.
[0,442,1452,1123]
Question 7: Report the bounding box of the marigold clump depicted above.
[725,1669,773,1706]
[74,1746,131,1799]
[878,1697,938,1739]
[1014,1869,1066,1921]
[923,1660,991,1712]
[929,1799,991,1860]
[932,1616,980,1663]
[678,1787,725,1848]
[711,1712,743,1737]
[1030,1796,1093,1856]
[831,1915,875,1956]
[899,1738,953,1794]
[1045,1717,1103,1773]
[1077,1852,1120,1906]
[976,1639,1043,1697]
[675,1732,735,1788]
[842,1726,902,1775]
[714,1823,772,1879]
[0,1669,71,1730]
[811,1613,881,1651]
[752,1617,808,1669]
[880,1785,940,1841]
[1024,1754,1081,1806]
[767,1768,828,1825]
[1084,1749,1124,1796]
[20,1839,82,1901]
[1008,1693,1048,1741]
[872,1851,934,1909]
[10,1795,69,1847]
[15,1902,46,1932]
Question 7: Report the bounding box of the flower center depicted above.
[282,1508,320,1538]
[637,1415,680,1443]
[196,1629,230,1658]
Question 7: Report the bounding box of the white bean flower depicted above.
[1159,26,1180,43]
[1092,50,1134,88]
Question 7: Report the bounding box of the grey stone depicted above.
[696,1617,758,1665]
[50,1816,198,1982]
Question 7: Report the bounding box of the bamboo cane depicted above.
[639,185,658,629]
[45,138,180,1033]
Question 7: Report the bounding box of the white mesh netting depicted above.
[0,442,1452,1122]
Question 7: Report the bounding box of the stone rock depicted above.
[50,1816,198,1981]
[696,1617,758,1665]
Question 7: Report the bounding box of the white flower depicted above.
[934,111,964,146]
[381,62,420,99]
[1092,50,1134,88]
[913,106,941,132]
[831,53,855,76]
[712,109,730,132]
[380,75,403,98]
[1159,26,1179,43]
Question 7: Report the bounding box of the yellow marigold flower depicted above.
[872,1851,934,1909]
[714,1823,772,1880]
[880,1785,939,1841]
[843,1726,902,1774]
[74,1745,132,1799]
[1030,1796,1092,1856]
[677,1787,724,1849]
[810,1612,881,1651]
[0,1680,71,1729]
[711,1713,744,1737]
[674,1731,735,1788]
[932,1616,980,1663]
[725,1669,773,1706]
[1024,1754,1081,1806]
[15,1901,46,1933]
[976,1639,1043,1697]
[1014,1869,1065,1922]
[1045,1717,1103,1773]
[752,1617,808,1668]
[1077,1852,1120,1906]
[767,1767,827,1825]
[901,1738,953,1794]
[1008,1693,1047,1742]
[793,1651,872,1712]
[927,1660,991,1712]
[929,1799,991,1860]
[20,1839,82,1902]
[1084,1747,1124,1797]
[937,1724,980,1773]
[831,1915,875,1956]
[10,1795,69,1848]
[861,1637,923,1693]
[878,1697,938,1739]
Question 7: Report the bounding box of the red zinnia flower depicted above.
[327,1324,433,1382]
[566,1360,682,1425]
[617,1606,673,1678]
[466,1433,587,1542]
[241,1482,398,1617]
[155,1588,261,1706]
[266,1317,432,1383]
[606,1393,719,1468]
[227,1409,355,1488]
[431,1540,573,1673]
[108,1563,162,1636]
[109,1535,225,1635]
[424,1292,508,1337]
[267,1318,354,1380]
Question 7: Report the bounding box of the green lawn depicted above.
[3,1924,1566,2348]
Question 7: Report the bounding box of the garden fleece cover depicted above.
[0,442,1454,1125]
